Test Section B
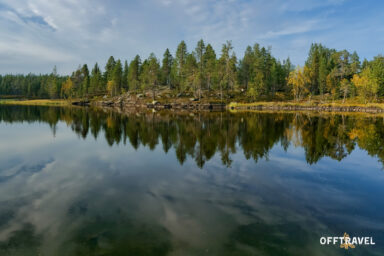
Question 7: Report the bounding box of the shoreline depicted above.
[2,98,384,114]
[228,103,384,113]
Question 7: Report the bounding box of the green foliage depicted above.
[128,55,141,91]
[0,40,383,104]
[90,63,104,94]
[204,44,217,91]
[104,56,116,82]
[161,49,173,88]
[217,41,237,100]
[110,60,122,96]
[140,53,160,99]
[122,60,129,91]
[172,41,188,92]
[81,64,90,96]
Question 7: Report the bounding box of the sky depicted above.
[0,0,383,75]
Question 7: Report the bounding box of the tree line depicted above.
[0,40,383,102]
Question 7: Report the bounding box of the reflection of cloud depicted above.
[0,158,54,183]
[0,116,383,254]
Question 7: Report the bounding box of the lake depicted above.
[0,105,383,256]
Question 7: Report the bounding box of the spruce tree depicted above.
[161,49,173,89]
[128,55,141,91]
[122,60,129,91]
[105,56,116,82]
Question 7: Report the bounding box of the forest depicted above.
[0,40,383,103]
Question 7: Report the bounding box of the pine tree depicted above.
[218,41,237,101]
[128,55,141,91]
[173,41,188,92]
[111,60,122,96]
[90,63,104,94]
[239,46,253,91]
[47,66,58,99]
[161,49,173,89]
[195,39,206,99]
[81,64,90,96]
[122,60,129,92]
[140,53,160,99]
[104,56,116,82]
[203,44,217,92]
[184,53,198,95]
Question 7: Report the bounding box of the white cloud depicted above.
[0,0,381,74]
[260,19,325,39]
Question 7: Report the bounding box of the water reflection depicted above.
[0,105,383,256]
[1,105,384,167]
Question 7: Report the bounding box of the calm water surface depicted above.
[0,105,383,256]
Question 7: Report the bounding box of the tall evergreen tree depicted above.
[161,49,173,88]
[47,66,59,99]
[204,44,217,92]
[184,53,198,94]
[140,53,160,99]
[195,39,206,98]
[173,41,188,92]
[218,41,237,100]
[122,60,129,91]
[105,56,116,82]
[128,55,141,91]
[239,46,253,91]
[110,60,122,96]
[90,63,104,94]
[81,64,90,96]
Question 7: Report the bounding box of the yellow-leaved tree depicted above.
[288,66,310,101]
[61,77,73,99]
[107,80,116,97]
[351,68,378,103]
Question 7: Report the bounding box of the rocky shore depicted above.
[86,93,226,111]
[71,92,384,114]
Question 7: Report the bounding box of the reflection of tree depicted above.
[2,105,384,168]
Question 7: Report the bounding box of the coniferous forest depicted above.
[1,40,383,103]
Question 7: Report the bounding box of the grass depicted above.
[228,100,384,110]
[0,99,70,106]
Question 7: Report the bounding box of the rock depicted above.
[72,100,90,106]
[137,94,144,98]
[102,101,114,106]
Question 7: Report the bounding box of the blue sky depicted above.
[0,0,383,74]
